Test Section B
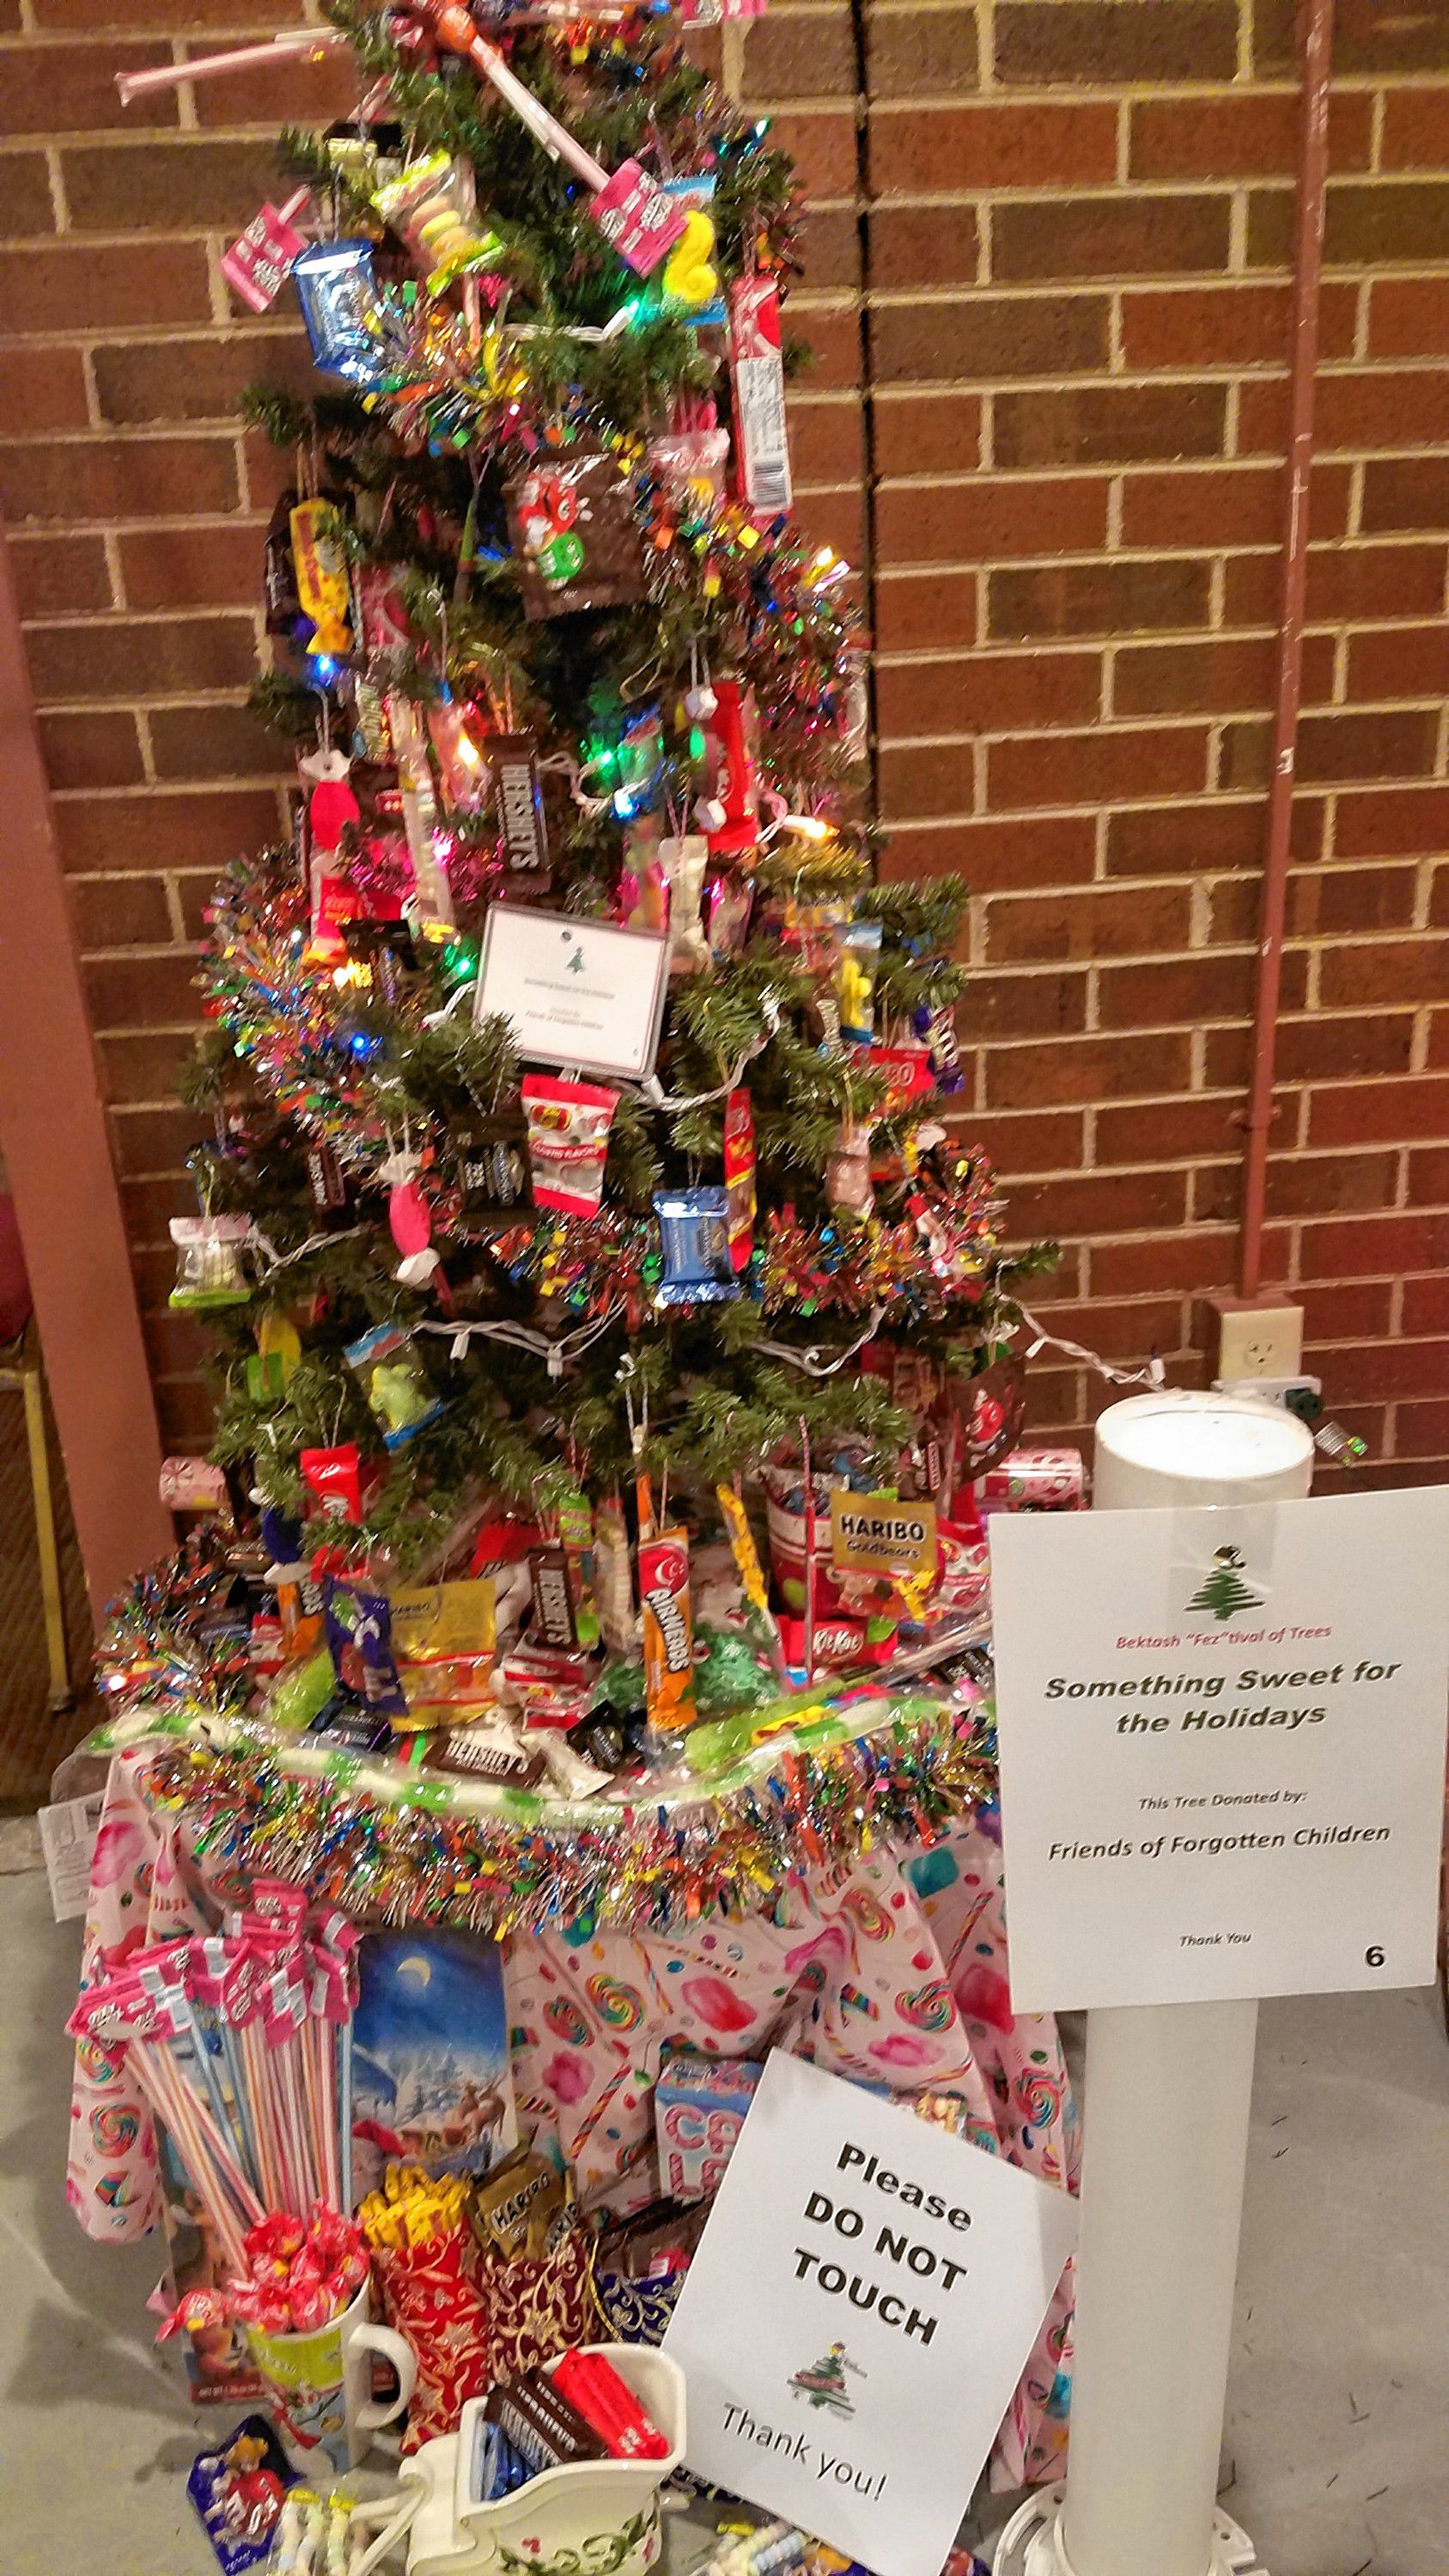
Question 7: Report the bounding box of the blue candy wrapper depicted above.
[188,2415,297,2575]
[654,1186,738,1307]
[324,1576,407,1716]
[471,2416,537,2502]
[293,237,387,385]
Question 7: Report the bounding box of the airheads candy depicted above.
[639,1528,698,1735]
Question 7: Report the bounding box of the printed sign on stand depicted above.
[990,1485,1449,2013]
[663,2052,1077,2576]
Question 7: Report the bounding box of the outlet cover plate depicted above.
[1206,1290,1305,1382]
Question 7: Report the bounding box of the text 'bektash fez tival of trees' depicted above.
[161,0,1055,1750]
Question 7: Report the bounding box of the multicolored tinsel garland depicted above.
[473,1181,1001,1330]
[124,1693,997,1937]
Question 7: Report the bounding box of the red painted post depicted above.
[0,510,171,1615]
[1238,0,1336,1300]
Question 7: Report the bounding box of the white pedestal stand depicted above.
[994,1391,1314,2576]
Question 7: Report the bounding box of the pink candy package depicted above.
[654,2051,763,2202]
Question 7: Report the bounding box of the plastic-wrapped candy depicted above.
[654,1188,738,1307]
[825,1117,874,1217]
[728,274,792,521]
[506,447,645,620]
[289,501,352,660]
[344,1321,446,1448]
[168,1215,252,1311]
[693,680,758,859]
[372,149,503,293]
[915,994,967,1092]
[521,1076,618,1218]
[722,1090,756,1270]
[427,697,490,814]
[657,176,723,324]
[660,835,709,974]
[487,733,551,895]
[291,238,387,386]
[221,191,308,315]
[648,423,730,515]
[323,1575,406,1714]
[704,866,754,961]
[836,920,881,1045]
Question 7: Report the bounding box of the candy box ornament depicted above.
[160,1454,230,1515]
[168,1214,252,1310]
[221,191,308,315]
[399,2346,685,2576]
[654,2051,763,2202]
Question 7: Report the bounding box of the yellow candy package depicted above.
[389,1577,498,1731]
[289,499,352,657]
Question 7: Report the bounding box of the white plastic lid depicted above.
[1096,1389,1313,1484]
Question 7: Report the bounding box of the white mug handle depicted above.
[352,2321,417,2436]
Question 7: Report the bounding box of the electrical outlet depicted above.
[1207,1292,1304,1382]
[1215,1374,1322,1415]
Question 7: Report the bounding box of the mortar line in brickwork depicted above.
[42,142,66,232]
[1368,87,1387,169]
[1223,377,1242,454]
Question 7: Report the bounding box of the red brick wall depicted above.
[3,0,1448,1475]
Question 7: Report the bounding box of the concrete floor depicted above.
[0,1828,1444,2576]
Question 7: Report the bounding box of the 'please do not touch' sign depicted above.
[664,2052,1077,2576]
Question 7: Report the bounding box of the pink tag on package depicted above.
[589,160,688,275]
[222,197,309,313]
[654,2052,763,2202]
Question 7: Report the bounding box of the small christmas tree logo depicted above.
[1184,1545,1263,1622]
[789,2340,865,2416]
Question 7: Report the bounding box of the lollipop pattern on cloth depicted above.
[507,1814,1079,2494]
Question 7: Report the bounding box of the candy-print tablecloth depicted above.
[67,1747,1076,2488]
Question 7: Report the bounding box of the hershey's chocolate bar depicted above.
[488,734,551,890]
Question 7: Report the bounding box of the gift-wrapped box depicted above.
[980,1446,1086,1515]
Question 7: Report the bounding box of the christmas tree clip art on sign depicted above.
[1184,1546,1264,1622]
[789,2342,865,2417]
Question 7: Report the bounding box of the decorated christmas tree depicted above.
[100,0,1052,1870]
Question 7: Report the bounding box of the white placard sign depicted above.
[991,1486,1449,2013]
[663,2052,1077,2576]
[473,903,668,1080]
[39,1793,105,1923]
